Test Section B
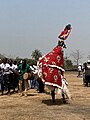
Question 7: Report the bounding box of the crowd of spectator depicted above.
[0,58,44,96]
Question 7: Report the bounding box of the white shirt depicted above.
[13,64,18,70]
[78,65,82,71]
[9,64,16,73]
[0,63,3,76]
[1,63,10,75]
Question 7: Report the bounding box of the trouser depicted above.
[3,74,10,93]
[19,80,28,95]
[9,73,15,91]
[51,87,55,103]
[0,75,4,94]
[19,80,23,93]
[37,78,44,93]
[24,79,29,94]
[13,74,19,91]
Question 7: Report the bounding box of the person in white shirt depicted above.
[9,59,17,93]
[77,63,82,77]
[13,60,18,70]
[1,58,10,95]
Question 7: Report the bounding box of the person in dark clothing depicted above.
[37,77,44,93]
[1,58,11,95]
[0,59,4,95]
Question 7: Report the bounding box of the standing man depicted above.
[17,59,30,96]
[1,58,10,95]
[77,63,82,77]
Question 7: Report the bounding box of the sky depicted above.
[0,0,90,63]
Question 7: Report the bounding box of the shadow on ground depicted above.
[42,98,68,106]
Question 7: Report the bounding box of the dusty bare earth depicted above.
[0,71,90,120]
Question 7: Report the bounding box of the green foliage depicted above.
[24,58,37,65]
[64,59,73,70]
[31,49,42,61]
[64,59,78,71]
[15,57,37,65]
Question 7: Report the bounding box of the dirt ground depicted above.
[0,71,90,120]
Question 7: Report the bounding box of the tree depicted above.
[31,49,42,61]
[71,49,83,67]
[15,57,36,65]
[64,59,73,70]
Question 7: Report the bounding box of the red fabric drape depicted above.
[40,46,64,88]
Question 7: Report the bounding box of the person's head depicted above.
[87,60,90,64]
[65,24,71,30]
[23,59,26,64]
[3,57,8,64]
[83,62,87,68]
[9,59,13,66]
[79,63,81,66]
[13,60,17,65]
[22,59,27,69]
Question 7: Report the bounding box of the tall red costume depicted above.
[39,46,64,89]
